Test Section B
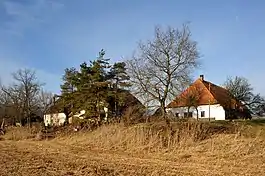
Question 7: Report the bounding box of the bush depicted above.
[122,105,145,125]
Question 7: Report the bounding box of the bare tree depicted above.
[37,89,53,116]
[180,84,204,120]
[1,85,24,124]
[127,24,200,117]
[224,76,264,116]
[224,76,253,102]
[0,88,8,126]
[1,69,43,126]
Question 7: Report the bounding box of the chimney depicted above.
[199,75,204,81]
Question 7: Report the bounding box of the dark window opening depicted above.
[201,111,205,117]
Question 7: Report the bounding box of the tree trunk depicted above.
[96,96,101,127]
[1,118,5,130]
[114,100,117,116]
[114,81,118,117]
[27,116,31,128]
[160,101,170,126]
[63,107,69,125]
[160,101,166,118]
[65,114,69,125]
[187,107,190,118]
[196,108,199,121]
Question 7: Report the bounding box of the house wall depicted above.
[44,108,109,127]
[166,104,226,120]
[44,113,66,126]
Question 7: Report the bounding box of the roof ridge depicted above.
[202,80,228,92]
[202,80,221,87]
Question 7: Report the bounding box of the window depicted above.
[175,113,179,117]
[201,111,205,117]
[184,112,188,118]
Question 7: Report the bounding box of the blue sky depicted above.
[0,0,265,95]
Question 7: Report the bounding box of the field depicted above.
[1,120,265,176]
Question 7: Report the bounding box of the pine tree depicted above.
[75,61,97,118]
[59,49,132,124]
[109,62,131,116]
[88,49,110,120]
[60,67,78,124]
[61,67,78,94]
[72,49,111,120]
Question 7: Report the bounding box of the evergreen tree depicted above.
[88,49,110,120]
[59,49,133,124]
[60,67,78,124]
[61,67,78,94]
[109,62,131,116]
[71,49,111,120]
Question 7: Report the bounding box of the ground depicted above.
[1,121,265,176]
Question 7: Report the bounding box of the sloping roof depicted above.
[118,89,144,108]
[201,80,239,108]
[167,76,243,109]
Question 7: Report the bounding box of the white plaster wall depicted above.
[44,113,66,126]
[44,107,109,126]
[73,110,86,119]
[167,104,226,120]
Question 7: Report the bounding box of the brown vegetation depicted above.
[1,120,265,175]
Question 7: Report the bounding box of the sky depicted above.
[0,0,265,95]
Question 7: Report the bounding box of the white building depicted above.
[43,109,109,126]
[44,113,66,126]
[166,75,250,120]
[166,104,226,120]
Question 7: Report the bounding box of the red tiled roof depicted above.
[167,77,243,109]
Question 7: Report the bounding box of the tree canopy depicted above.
[0,69,52,126]
[224,76,265,116]
[59,49,132,121]
[127,24,200,117]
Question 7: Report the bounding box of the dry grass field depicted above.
[1,121,265,176]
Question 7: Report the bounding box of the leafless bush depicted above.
[122,105,145,125]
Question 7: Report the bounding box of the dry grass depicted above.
[1,121,265,175]
[2,126,39,141]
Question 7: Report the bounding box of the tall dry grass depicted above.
[3,119,265,159]
[2,120,265,175]
[2,127,36,140]
[56,120,265,156]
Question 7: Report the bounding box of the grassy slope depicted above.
[1,121,265,176]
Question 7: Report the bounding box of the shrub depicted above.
[122,105,145,125]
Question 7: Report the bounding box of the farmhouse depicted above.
[166,75,251,120]
[44,90,144,126]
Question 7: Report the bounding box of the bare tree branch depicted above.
[179,84,204,120]
[224,76,265,115]
[1,69,44,126]
[127,24,200,117]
